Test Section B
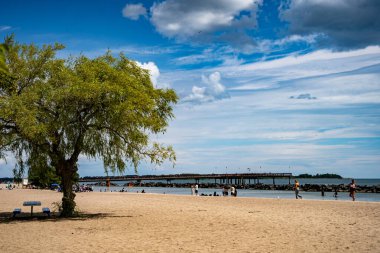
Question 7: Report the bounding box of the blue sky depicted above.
[1,0,380,178]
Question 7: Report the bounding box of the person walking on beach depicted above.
[294,180,302,199]
[195,184,199,196]
[349,179,356,201]
[231,186,235,197]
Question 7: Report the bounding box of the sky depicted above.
[0,0,380,178]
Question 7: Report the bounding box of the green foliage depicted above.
[13,166,23,184]
[0,37,178,215]
[28,166,61,188]
[0,43,9,73]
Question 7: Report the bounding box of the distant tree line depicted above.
[0,177,13,182]
[296,173,342,179]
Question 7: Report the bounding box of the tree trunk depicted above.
[59,162,77,217]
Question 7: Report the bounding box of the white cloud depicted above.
[172,46,244,66]
[234,46,380,73]
[150,0,261,40]
[122,3,147,20]
[252,34,322,53]
[211,46,380,98]
[202,72,225,94]
[136,61,161,88]
[182,86,211,103]
[182,71,229,103]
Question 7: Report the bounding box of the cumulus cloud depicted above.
[182,71,229,103]
[280,0,380,49]
[149,0,262,46]
[202,72,226,94]
[151,0,258,37]
[136,61,160,88]
[122,3,147,20]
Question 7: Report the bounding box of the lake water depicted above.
[85,178,380,186]
[87,177,380,202]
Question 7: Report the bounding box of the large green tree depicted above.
[0,37,178,216]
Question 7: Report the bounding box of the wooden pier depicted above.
[79,172,293,185]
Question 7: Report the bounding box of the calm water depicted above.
[88,178,380,186]
[86,178,380,202]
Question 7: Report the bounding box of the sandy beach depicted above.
[0,187,379,253]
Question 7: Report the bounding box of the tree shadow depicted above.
[0,211,134,224]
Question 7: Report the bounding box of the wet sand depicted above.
[0,187,379,252]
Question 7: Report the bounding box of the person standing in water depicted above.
[294,180,302,199]
[191,185,195,196]
[349,179,356,201]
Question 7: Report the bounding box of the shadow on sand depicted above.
[0,212,134,224]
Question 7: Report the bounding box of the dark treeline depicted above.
[296,173,343,179]
[0,177,13,182]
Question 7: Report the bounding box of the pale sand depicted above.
[0,188,379,253]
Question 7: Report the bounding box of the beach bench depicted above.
[42,207,51,217]
[13,208,21,217]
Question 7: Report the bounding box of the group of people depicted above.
[294,179,357,201]
[191,185,238,197]
[0,184,15,190]
[73,184,93,192]
[222,186,237,197]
